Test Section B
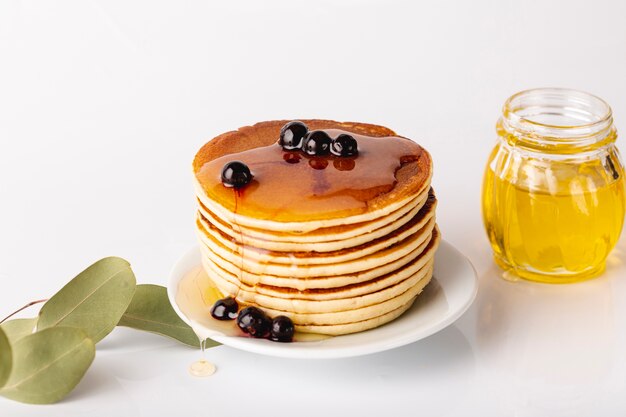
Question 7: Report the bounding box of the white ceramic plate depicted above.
[167,240,477,359]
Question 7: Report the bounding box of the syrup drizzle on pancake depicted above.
[233,189,245,304]
[196,129,425,222]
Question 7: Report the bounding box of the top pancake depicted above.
[193,120,432,232]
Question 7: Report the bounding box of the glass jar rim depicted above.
[503,87,612,128]
[500,87,615,151]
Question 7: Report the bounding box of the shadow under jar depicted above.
[482,88,626,283]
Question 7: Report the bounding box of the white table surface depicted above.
[1,1,626,416]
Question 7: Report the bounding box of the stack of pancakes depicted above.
[193,120,439,336]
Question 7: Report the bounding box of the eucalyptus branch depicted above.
[0,299,48,324]
[0,257,201,404]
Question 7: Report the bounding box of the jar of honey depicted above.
[482,88,625,283]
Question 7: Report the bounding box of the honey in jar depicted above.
[482,88,625,283]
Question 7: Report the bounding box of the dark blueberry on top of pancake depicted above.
[303,130,332,156]
[279,121,308,150]
[221,161,252,188]
[331,133,358,157]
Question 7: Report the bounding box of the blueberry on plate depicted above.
[270,315,295,342]
[237,306,271,338]
[279,121,308,150]
[303,130,332,156]
[330,133,358,157]
[210,297,239,320]
[221,161,252,188]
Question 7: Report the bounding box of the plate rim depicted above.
[167,239,477,359]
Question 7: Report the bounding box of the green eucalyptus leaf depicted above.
[38,257,136,343]
[0,327,95,404]
[118,284,212,349]
[0,327,11,388]
[0,318,38,344]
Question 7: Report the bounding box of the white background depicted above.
[1,1,626,416]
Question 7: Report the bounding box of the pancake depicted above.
[199,215,436,277]
[294,299,416,335]
[193,120,432,232]
[203,228,435,291]
[197,189,428,243]
[204,227,439,296]
[191,120,440,336]
[197,192,436,267]
[196,186,431,249]
[257,265,434,325]
[217,262,434,315]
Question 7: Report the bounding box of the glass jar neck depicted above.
[498,88,616,155]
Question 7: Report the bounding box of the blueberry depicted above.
[221,161,252,188]
[236,306,271,338]
[331,134,358,157]
[303,130,332,156]
[210,297,239,321]
[279,121,308,150]
[270,315,295,342]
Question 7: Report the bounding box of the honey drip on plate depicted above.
[176,266,331,343]
[189,338,216,377]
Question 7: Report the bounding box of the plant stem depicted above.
[0,299,48,324]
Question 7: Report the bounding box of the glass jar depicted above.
[482,88,626,283]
